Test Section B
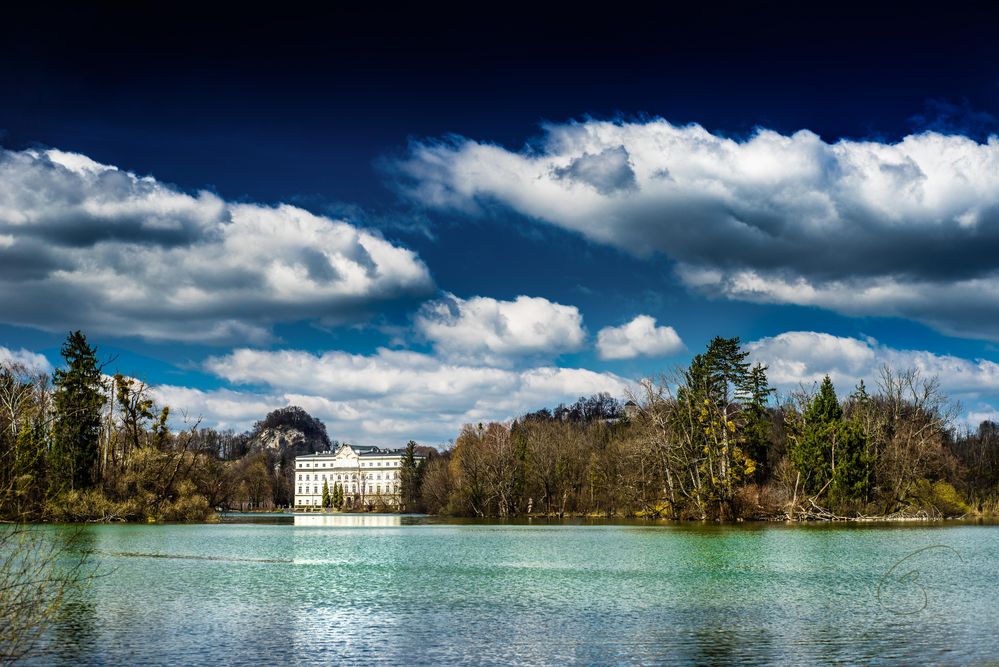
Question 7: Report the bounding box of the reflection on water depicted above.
[22,521,999,665]
[294,513,404,528]
[52,598,97,664]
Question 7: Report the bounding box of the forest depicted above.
[0,332,333,522]
[414,337,999,520]
[2,331,998,522]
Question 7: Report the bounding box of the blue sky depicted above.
[3,4,999,445]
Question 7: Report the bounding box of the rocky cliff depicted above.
[246,406,333,455]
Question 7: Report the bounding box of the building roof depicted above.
[298,443,421,458]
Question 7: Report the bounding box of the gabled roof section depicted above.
[299,443,424,458]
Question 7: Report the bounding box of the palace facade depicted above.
[293,443,423,510]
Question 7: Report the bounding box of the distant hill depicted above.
[246,406,333,455]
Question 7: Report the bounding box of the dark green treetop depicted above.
[51,331,105,491]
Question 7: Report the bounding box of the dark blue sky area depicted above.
[4,3,998,205]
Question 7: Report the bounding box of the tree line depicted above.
[0,331,310,522]
[413,337,999,520]
[4,331,998,522]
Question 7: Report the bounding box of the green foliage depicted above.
[806,376,843,424]
[2,327,988,524]
[51,331,106,491]
[743,363,775,481]
[790,376,870,503]
[675,337,769,516]
[399,440,423,512]
[908,479,970,517]
[11,419,47,515]
[829,420,869,502]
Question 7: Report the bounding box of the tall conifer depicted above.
[51,331,105,491]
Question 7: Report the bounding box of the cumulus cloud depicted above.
[192,347,632,443]
[0,147,432,342]
[0,345,52,373]
[414,292,586,364]
[552,145,637,195]
[965,405,999,428]
[396,119,999,339]
[746,331,999,398]
[596,315,684,360]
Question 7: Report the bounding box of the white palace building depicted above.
[293,443,423,510]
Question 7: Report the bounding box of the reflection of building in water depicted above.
[293,513,403,527]
[293,443,423,510]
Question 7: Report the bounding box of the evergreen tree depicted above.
[742,363,775,482]
[829,420,869,502]
[850,379,870,403]
[399,440,422,512]
[791,376,839,494]
[51,331,105,491]
[806,376,842,424]
[322,480,331,509]
[790,376,870,502]
[676,337,760,517]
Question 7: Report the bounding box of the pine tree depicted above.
[322,480,331,509]
[742,363,775,481]
[399,440,422,512]
[790,375,870,502]
[51,331,105,491]
[791,376,839,494]
[806,376,842,424]
[850,379,870,403]
[676,337,761,517]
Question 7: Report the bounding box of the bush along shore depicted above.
[2,331,998,523]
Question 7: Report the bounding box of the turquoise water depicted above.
[27,516,999,665]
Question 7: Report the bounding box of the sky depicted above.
[3,4,999,446]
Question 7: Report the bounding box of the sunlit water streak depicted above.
[24,517,999,665]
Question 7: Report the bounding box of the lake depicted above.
[25,516,999,665]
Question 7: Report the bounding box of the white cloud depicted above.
[192,346,632,443]
[414,293,585,364]
[746,331,999,399]
[0,346,52,373]
[0,147,432,342]
[965,407,999,427]
[396,119,999,340]
[596,315,684,360]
